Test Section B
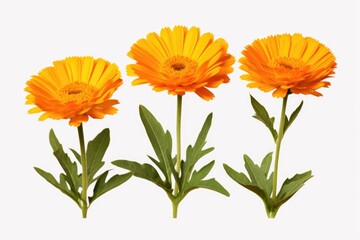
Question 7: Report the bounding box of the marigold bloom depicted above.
[127,26,235,100]
[25,56,122,126]
[239,33,336,97]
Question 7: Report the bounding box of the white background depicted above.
[0,0,359,239]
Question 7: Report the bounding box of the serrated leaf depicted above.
[223,164,251,185]
[243,154,271,193]
[49,130,80,193]
[284,101,303,134]
[223,164,267,200]
[260,152,273,177]
[193,113,212,153]
[243,154,259,184]
[86,128,109,185]
[147,155,165,177]
[139,105,173,185]
[197,147,215,160]
[188,178,230,196]
[181,114,214,187]
[277,170,312,201]
[190,160,215,183]
[250,95,278,141]
[34,167,59,189]
[89,171,132,204]
[112,160,171,191]
[34,167,79,205]
[264,172,274,198]
[70,148,81,164]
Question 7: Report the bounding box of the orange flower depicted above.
[25,56,122,126]
[239,33,336,97]
[127,26,235,100]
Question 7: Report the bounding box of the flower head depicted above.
[25,56,122,126]
[239,33,336,97]
[127,26,235,100]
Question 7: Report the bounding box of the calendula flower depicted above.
[239,33,336,97]
[127,26,235,100]
[25,56,122,126]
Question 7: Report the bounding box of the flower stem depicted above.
[272,94,288,200]
[77,123,88,218]
[172,201,179,218]
[173,95,182,218]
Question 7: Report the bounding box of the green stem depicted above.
[172,201,179,218]
[272,93,288,200]
[173,95,182,218]
[77,123,88,218]
[174,95,182,196]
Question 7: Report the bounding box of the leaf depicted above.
[86,128,110,184]
[243,154,264,185]
[193,113,212,154]
[250,95,278,141]
[188,178,230,197]
[49,129,61,151]
[223,164,251,185]
[284,101,303,135]
[49,130,80,193]
[89,171,132,204]
[181,114,214,186]
[277,170,312,201]
[264,172,274,198]
[34,167,79,205]
[70,148,81,164]
[190,160,215,183]
[139,105,174,184]
[147,155,165,177]
[223,164,267,199]
[112,160,171,191]
[260,152,273,177]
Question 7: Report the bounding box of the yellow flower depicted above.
[127,26,235,100]
[25,56,122,126]
[239,33,336,97]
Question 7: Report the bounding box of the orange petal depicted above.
[272,88,288,98]
[195,87,215,101]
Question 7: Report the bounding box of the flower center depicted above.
[171,63,186,71]
[59,82,95,103]
[269,57,304,69]
[162,56,198,79]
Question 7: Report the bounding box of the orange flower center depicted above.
[59,82,95,103]
[162,56,198,79]
[269,57,305,70]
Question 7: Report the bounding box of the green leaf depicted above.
[223,163,267,200]
[86,128,110,185]
[223,164,251,185]
[181,114,214,187]
[284,101,303,135]
[34,167,79,205]
[264,172,274,198]
[139,105,174,185]
[49,129,61,151]
[250,95,278,141]
[188,178,230,196]
[243,154,264,185]
[190,160,215,183]
[193,113,212,153]
[70,149,81,164]
[147,155,165,177]
[277,170,312,201]
[89,171,132,204]
[49,130,80,193]
[260,152,273,177]
[112,160,171,191]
